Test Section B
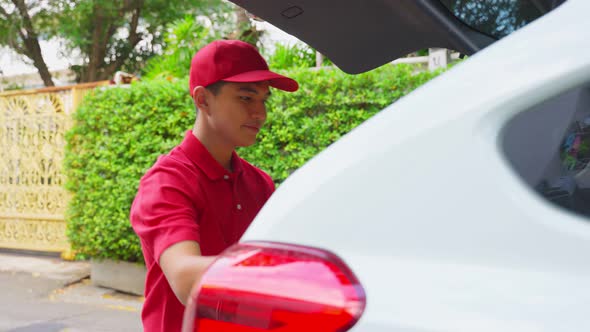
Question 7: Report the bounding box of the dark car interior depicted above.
[502,83,590,217]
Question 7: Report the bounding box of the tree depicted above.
[142,5,267,80]
[141,15,221,80]
[54,0,231,83]
[0,0,56,86]
[229,6,262,46]
[0,0,232,86]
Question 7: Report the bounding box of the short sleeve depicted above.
[261,170,276,195]
[130,165,201,264]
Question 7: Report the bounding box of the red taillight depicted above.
[182,242,366,332]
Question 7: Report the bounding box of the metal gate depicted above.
[0,83,105,255]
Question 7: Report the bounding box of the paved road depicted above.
[0,270,143,332]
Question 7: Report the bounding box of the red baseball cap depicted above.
[189,40,299,96]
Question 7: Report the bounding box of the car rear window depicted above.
[439,0,565,39]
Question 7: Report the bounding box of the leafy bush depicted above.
[64,63,443,262]
[238,64,441,182]
[142,15,228,80]
[267,43,331,70]
[64,80,195,262]
[143,18,328,79]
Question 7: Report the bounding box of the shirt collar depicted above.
[179,130,243,181]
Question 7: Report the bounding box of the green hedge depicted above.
[237,65,441,181]
[64,64,443,262]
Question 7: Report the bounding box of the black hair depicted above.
[205,81,227,95]
[194,81,227,113]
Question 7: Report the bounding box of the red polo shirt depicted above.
[130,130,275,332]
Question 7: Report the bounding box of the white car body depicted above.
[241,0,590,331]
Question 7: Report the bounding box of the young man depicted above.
[130,39,298,332]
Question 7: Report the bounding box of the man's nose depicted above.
[251,102,267,120]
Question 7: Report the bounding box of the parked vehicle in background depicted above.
[184,1,590,331]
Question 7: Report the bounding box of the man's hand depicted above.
[159,241,217,305]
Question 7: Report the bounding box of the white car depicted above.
[183,0,590,331]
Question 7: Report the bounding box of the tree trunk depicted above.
[84,5,107,83]
[316,51,324,67]
[11,0,54,87]
[82,0,143,82]
[235,7,249,33]
[231,7,261,46]
[28,44,54,87]
[102,1,143,80]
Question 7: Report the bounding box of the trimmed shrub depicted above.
[238,65,441,182]
[64,80,194,262]
[64,63,443,262]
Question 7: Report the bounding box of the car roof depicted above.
[230,0,563,74]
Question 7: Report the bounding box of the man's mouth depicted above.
[243,124,261,133]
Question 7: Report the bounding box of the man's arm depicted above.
[159,241,217,305]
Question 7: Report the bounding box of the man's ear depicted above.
[193,86,211,115]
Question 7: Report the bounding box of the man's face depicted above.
[207,81,270,147]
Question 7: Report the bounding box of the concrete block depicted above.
[91,259,146,296]
[428,48,451,71]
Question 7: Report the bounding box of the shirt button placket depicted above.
[225,174,242,212]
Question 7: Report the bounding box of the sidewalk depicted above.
[0,251,144,332]
[0,251,90,286]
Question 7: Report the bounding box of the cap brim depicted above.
[222,70,299,92]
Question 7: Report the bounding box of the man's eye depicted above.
[239,96,251,101]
